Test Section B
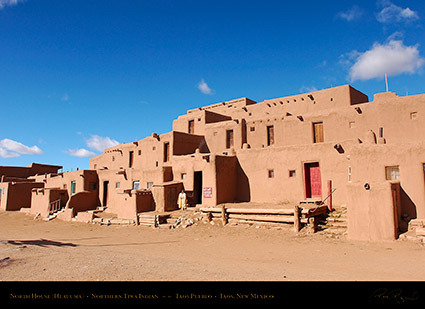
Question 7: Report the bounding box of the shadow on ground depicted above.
[5,239,78,248]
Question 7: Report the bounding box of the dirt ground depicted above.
[1,209,425,282]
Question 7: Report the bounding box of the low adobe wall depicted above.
[30,188,68,218]
[0,182,44,211]
[347,181,401,241]
[66,191,99,217]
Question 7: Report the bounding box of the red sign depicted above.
[203,187,212,198]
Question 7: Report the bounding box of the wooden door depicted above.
[313,122,324,143]
[188,120,194,134]
[166,186,177,211]
[304,162,322,199]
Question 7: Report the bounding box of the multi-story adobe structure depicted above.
[3,84,425,242]
[0,163,62,211]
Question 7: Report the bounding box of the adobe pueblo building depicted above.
[2,84,425,242]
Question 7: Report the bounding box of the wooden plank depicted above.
[228,219,289,228]
[228,214,295,223]
[200,207,294,215]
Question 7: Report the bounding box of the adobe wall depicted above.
[169,152,218,207]
[66,191,99,216]
[31,170,98,199]
[348,142,425,230]
[347,181,400,241]
[0,182,44,211]
[30,188,68,218]
[236,140,355,205]
[152,182,183,212]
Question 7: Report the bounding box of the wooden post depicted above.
[205,212,212,222]
[308,217,317,233]
[221,205,228,225]
[294,205,301,232]
[327,180,333,212]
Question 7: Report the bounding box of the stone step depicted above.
[43,209,65,221]
[321,227,348,235]
[326,217,347,223]
[399,230,425,243]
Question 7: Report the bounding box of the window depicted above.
[385,166,400,181]
[250,127,255,132]
[71,181,76,195]
[267,125,274,146]
[313,122,324,143]
[115,182,120,189]
[147,182,153,189]
[226,129,234,149]
[268,169,274,178]
[181,173,187,180]
[289,170,296,177]
[133,181,140,190]
[379,127,384,138]
[188,120,195,134]
[410,112,418,120]
[138,150,141,155]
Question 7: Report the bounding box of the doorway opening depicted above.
[103,181,109,206]
[304,162,322,199]
[194,171,203,205]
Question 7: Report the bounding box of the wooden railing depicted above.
[48,199,63,215]
[200,205,328,233]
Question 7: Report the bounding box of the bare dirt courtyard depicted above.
[1,209,425,282]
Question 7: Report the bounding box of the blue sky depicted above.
[1,0,424,171]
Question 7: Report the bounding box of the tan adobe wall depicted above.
[347,181,400,241]
[30,188,68,218]
[0,182,44,211]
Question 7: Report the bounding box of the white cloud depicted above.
[197,79,215,95]
[300,86,318,93]
[348,39,425,81]
[0,138,43,158]
[0,0,24,10]
[0,147,20,158]
[85,135,119,152]
[337,5,364,21]
[376,1,419,23]
[66,148,97,158]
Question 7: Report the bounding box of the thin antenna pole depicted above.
[385,73,389,92]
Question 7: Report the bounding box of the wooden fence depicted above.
[200,204,328,233]
[48,199,62,216]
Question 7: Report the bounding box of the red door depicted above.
[304,162,322,199]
